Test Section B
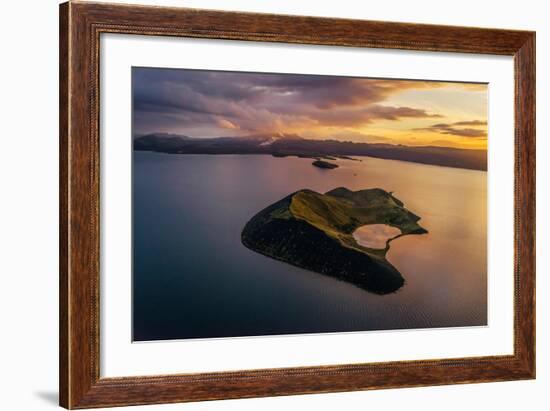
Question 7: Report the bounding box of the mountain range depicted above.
[133,133,487,171]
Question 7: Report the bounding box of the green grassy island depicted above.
[241,187,428,294]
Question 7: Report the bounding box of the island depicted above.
[241,187,428,294]
[312,160,339,169]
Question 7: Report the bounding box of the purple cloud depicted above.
[133,67,450,137]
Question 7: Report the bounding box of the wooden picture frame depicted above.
[59,1,535,408]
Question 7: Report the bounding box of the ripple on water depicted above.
[352,224,401,249]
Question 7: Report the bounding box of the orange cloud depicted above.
[413,120,487,138]
[215,118,240,129]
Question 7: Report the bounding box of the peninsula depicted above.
[241,187,427,294]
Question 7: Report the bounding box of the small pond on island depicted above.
[352,224,402,249]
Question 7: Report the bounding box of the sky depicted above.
[133,67,488,150]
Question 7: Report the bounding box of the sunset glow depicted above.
[133,68,487,150]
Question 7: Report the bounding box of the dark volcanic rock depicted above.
[312,160,339,169]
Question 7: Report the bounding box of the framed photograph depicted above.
[59,2,535,409]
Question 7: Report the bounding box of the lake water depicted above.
[133,152,487,341]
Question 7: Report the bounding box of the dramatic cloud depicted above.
[414,120,487,138]
[132,67,487,150]
[310,105,442,128]
[133,68,449,137]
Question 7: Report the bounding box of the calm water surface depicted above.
[133,152,487,341]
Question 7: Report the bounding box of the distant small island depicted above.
[312,160,339,169]
[241,187,428,294]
